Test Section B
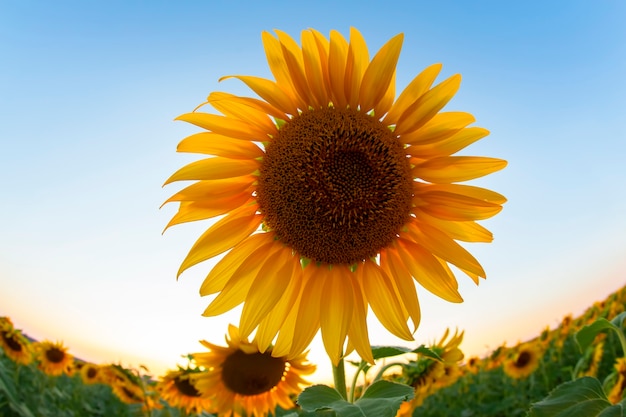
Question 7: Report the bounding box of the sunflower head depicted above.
[0,321,33,366]
[190,325,315,417]
[35,340,73,376]
[80,363,102,385]
[165,27,507,364]
[503,343,543,379]
[157,367,214,414]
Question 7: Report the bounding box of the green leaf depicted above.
[411,345,443,361]
[611,311,626,329]
[299,385,364,417]
[576,319,620,352]
[371,346,411,360]
[355,380,414,417]
[528,376,623,417]
[299,382,414,417]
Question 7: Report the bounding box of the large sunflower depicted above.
[165,28,507,364]
[191,325,315,417]
[157,368,214,414]
[0,320,33,365]
[34,340,73,376]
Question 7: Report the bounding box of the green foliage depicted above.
[298,381,413,417]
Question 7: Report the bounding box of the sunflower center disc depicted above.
[515,351,531,368]
[174,376,202,397]
[258,107,413,264]
[221,350,286,396]
[1,332,23,352]
[46,347,65,363]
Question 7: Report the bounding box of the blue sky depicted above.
[1,1,625,383]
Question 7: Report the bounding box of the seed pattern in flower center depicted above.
[45,347,65,363]
[514,351,532,368]
[174,376,202,397]
[1,331,23,352]
[221,350,286,396]
[258,107,413,264]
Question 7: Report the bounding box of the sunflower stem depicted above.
[332,358,348,400]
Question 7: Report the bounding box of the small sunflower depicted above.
[191,325,315,417]
[0,321,33,365]
[608,358,626,404]
[35,340,73,376]
[157,368,214,414]
[165,28,507,364]
[104,367,146,405]
[80,363,102,384]
[503,343,543,380]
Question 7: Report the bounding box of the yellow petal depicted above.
[220,75,298,116]
[177,202,261,277]
[301,30,327,108]
[202,239,281,315]
[279,41,315,108]
[207,92,278,134]
[360,260,413,340]
[384,63,442,125]
[406,221,485,278]
[395,74,461,136]
[359,33,403,113]
[414,191,503,221]
[328,30,349,108]
[176,112,269,141]
[239,248,297,338]
[410,127,490,158]
[286,265,325,356]
[374,70,396,118]
[413,156,508,183]
[402,111,475,146]
[254,259,302,352]
[177,132,264,159]
[199,233,274,296]
[413,212,494,243]
[345,27,369,110]
[346,276,374,364]
[395,238,463,303]
[320,266,353,365]
[163,176,255,205]
[261,31,300,106]
[309,29,332,98]
[164,195,253,230]
[380,248,421,332]
[163,157,259,184]
[416,183,506,204]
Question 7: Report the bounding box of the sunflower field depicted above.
[1,284,624,416]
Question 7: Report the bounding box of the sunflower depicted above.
[608,358,626,404]
[503,342,543,379]
[165,28,507,364]
[35,340,73,376]
[0,320,33,365]
[80,362,102,384]
[157,368,214,414]
[191,325,315,417]
[104,366,146,405]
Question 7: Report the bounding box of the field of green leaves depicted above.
[1,284,625,417]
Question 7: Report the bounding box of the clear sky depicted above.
[1,1,625,384]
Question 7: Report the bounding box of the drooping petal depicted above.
[163,195,253,230]
[380,247,421,332]
[163,157,259,184]
[358,33,403,112]
[414,190,503,221]
[177,202,261,277]
[199,233,274,296]
[320,266,354,365]
[359,260,413,340]
[406,221,485,278]
[163,176,256,205]
[219,75,299,116]
[345,276,374,364]
[413,156,508,183]
[395,238,463,303]
[239,248,297,338]
[409,127,490,158]
[413,211,494,243]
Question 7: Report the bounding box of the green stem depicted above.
[332,358,348,400]
[614,324,626,358]
[373,362,405,383]
[348,362,367,403]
